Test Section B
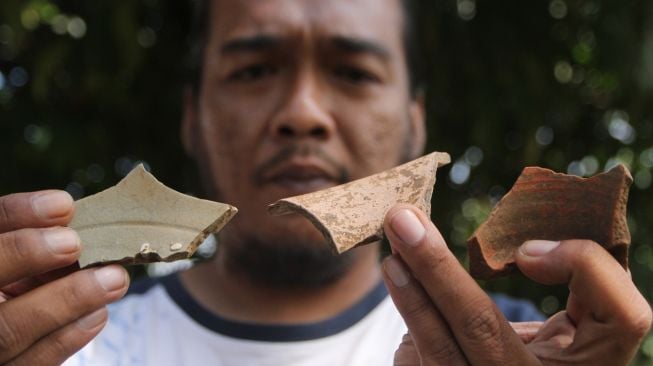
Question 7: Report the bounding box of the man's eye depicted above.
[334,66,379,84]
[227,64,277,82]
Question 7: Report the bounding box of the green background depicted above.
[1,0,653,363]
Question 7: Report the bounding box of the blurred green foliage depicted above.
[1,0,653,363]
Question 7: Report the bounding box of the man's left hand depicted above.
[382,204,652,366]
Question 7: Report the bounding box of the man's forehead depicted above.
[209,0,403,47]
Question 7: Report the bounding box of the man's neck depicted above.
[179,244,383,324]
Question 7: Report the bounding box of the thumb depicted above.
[515,239,650,328]
[515,239,652,363]
[514,240,564,285]
[514,239,626,285]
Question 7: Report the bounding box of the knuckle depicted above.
[59,279,89,313]
[567,239,595,259]
[421,338,461,363]
[623,305,653,341]
[0,196,12,227]
[1,230,37,263]
[417,245,450,274]
[0,193,30,231]
[428,245,450,265]
[572,239,603,259]
[566,240,603,271]
[401,296,433,320]
[45,330,74,363]
[62,270,113,310]
[0,309,21,359]
[461,304,504,343]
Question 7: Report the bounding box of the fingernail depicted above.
[94,266,126,292]
[384,256,410,287]
[520,240,561,257]
[32,191,73,219]
[77,308,107,330]
[43,228,80,255]
[390,209,425,246]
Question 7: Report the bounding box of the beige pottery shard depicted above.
[268,152,451,254]
[467,164,632,280]
[69,165,237,267]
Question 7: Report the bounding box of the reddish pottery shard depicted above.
[467,164,632,280]
[268,152,451,254]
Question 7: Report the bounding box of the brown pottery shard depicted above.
[467,164,632,280]
[268,152,451,254]
[69,165,237,267]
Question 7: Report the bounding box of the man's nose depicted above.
[269,73,334,140]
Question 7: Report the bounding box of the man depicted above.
[0,0,650,365]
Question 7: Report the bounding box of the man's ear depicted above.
[408,93,427,159]
[181,86,199,158]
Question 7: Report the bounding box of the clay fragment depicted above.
[467,164,632,280]
[268,152,451,253]
[69,165,237,267]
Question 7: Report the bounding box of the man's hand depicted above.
[382,204,652,366]
[0,191,129,365]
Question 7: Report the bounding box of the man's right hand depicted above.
[0,190,129,366]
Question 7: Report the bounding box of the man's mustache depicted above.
[252,144,349,186]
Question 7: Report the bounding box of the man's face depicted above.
[184,0,425,255]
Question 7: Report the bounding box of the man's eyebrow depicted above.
[221,35,281,54]
[330,36,390,59]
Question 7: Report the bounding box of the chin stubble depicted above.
[221,234,356,289]
[191,124,416,289]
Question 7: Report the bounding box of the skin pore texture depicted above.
[179,0,426,324]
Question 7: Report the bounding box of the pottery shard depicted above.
[268,152,451,254]
[69,165,237,267]
[467,164,632,280]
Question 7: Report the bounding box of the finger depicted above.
[516,240,652,361]
[516,240,652,327]
[6,307,107,366]
[1,278,43,299]
[0,191,74,233]
[509,322,544,344]
[0,227,80,286]
[383,255,469,365]
[393,333,422,366]
[0,265,128,363]
[384,204,536,365]
[527,311,575,349]
[2,264,80,298]
[524,311,576,362]
[35,262,81,283]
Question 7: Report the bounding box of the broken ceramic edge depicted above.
[70,164,238,267]
[267,200,340,249]
[467,164,632,280]
[268,152,451,254]
[267,201,384,253]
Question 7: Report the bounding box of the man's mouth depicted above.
[260,158,342,196]
[252,144,349,196]
[272,176,334,193]
[266,164,339,195]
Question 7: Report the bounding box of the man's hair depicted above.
[186,0,421,98]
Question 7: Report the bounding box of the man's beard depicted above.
[220,233,356,289]
[191,133,417,289]
[193,143,355,288]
